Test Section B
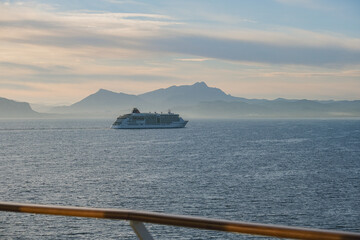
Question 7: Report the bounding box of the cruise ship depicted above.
[111,108,188,129]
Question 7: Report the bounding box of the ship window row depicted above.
[131,116,145,121]
[118,114,180,124]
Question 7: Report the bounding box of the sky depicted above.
[0,0,360,105]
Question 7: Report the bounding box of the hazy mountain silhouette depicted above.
[49,82,246,116]
[51,89,142,115]
[48,82,360,118]
[0,97,41,118]
[3,82,359,118]
[139,81,244,107]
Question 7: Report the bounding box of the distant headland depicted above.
[1,82,360,118]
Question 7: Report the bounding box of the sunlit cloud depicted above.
[0,1,359,103]
[176,58,211,62]
[104,0,148,6]
[1,2,359,67]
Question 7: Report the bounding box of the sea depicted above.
[0,119,359,239]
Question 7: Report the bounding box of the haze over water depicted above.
[1,119,359,239]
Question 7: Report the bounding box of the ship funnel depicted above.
[132,108,140,113]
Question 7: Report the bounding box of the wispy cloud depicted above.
[1,2,359,69]
[104,0,148,6]
[176,58,211,62]
[144,34,360,66]
[1,1,360,102]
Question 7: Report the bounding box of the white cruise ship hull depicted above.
[111,121,188,129]
[111,108,188,129]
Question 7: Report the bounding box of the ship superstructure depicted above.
[111,108,188,129]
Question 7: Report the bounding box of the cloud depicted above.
[143,34,360,66]
[0,1,359,103]
[0,82,37,90]
[104,0,148,6]
[176,58,211,62]
[0,3,360,66]
[0,61,71,73]
[1,2,360,91]
[1,3,359,68]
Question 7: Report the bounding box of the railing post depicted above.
[130,220,154,240]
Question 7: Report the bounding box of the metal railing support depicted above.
[1,201,360,240]
[130,221,154,240]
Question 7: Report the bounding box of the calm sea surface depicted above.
[0,119,359,239]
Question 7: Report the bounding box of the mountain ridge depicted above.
[138,81,242,107]
[0,97,41,118]
[2,82,360,118]
[49,82,243,115]
[47,82,360,118]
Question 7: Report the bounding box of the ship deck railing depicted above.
[1,201,360,240]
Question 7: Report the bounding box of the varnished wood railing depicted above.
[1,201,359,240]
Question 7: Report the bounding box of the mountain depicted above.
[71,89,141,109]
[0,97,41,118]
[47,82,360,118]
[50,82,246,116]
[139,81,243,107]
[3,82,359,118]
[51,89,143,115]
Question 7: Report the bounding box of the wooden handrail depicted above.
[1,201,359,240]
